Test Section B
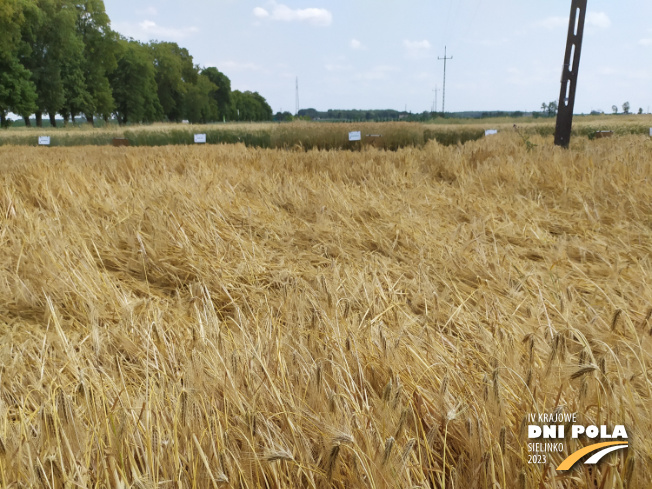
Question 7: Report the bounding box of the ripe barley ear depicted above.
[326,443,340,480]
[492,368,500,401]
[518,470,527,489]
[382,437,395,465]
[264,449,294,463]
[570,365,597,381]
[611,309,622,331]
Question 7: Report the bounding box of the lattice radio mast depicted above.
[438,46,453,113]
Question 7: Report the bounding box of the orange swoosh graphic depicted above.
[557,441,628,471]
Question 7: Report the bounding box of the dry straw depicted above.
[0,129,651,487]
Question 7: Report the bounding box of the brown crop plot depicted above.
[0,132,651,488]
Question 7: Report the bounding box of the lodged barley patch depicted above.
[0,133,651,488]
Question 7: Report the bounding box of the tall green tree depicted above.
[0,56,37,126]
[228,90,272,121]
[109,39,162,124]
[0,0,37,127]
[75,0,117,125]
[149,41,196,122]
[622,101,630,115]
[59,31,93,124]
[201,67,231,120]
[1,0,272,127]
[0,0,24,52]
[13,0,41,126]
[251,91,272,120]
[184,74,218,123]
[21,0,68,126]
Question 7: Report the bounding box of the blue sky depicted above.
[105,1,652,114]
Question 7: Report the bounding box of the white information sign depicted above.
[649,127,652,137]
[485,129,498,136]
[194,133,207,144]
[38,136,51,145]
[348,131,361,141]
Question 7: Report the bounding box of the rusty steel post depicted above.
[554,0,588,148]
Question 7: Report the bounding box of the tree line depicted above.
[0,0,273,127]
[290,108,531,122]
[294,108,413,122]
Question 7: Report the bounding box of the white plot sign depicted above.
[485,129,498,136]
[649,127,652,137]
[38,136,51,145]
[194,133,207,144]
[348,131,361,141]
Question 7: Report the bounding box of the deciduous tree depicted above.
[201,67,231,120]
[185,74,219,123]
[622,101,630,115]
[149,41,196,122]
[76,0,118,125]
[228,90,272,121]
[0,0,37,126]
[110,39,162,124]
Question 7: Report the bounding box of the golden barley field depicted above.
[0,132,651,488]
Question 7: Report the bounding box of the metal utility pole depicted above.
[438,46,453,113]
[554,0,588,148]
[295,77,300,116]
[432,86,439,113]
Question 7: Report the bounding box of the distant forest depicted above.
[275,108,533,122]
[0,0,273,127]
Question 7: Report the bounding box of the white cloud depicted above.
[586,12,611,29]
[350,38,365,50]
[253,7,269,18]
[403,39,431,59]
[113,20,199,41]
[638,38,652,46]
[253,2,332,26]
